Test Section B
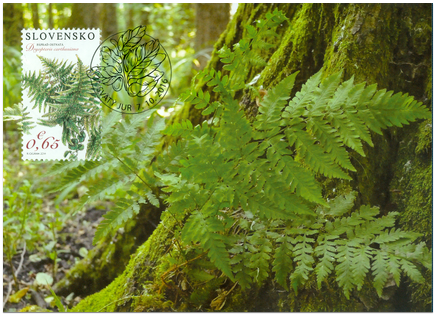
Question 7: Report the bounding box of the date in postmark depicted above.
[88,25,171,114]
[21,29,101,160]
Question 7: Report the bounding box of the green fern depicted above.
[182,211,234,280]
[157,8,430,300]
[47,110,165,244]
[44,9,431,303]
[94,197,141,244]
[3,103,36,135]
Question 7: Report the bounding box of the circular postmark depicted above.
[88,26,171,114]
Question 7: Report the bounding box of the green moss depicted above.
[72,273,127,312]
[415,119,432,155]
[55,203,162,298]
[324,5,392,85]
[72,213,178,312]
[130,294,173,311]
[54,218,139,296]
[389,122,432,311]
[411,20,432,56]
[390,127,432,243]
[221,274,395,312]
[261,4,335,90]
[425,67,432,101]
[409,269,433,311]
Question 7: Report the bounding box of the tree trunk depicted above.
[53,204,163,297]
[72,4,431,312]
[99,3,118,40]
[194,4,230,69]
[31,3,40,29]
[48,3,54,29]
[3,3,24,47]
[68,3,100,29]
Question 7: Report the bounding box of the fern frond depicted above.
[78,173,135,208]
[399,258,425,284]
[3,103,36,134]
[247,230,272,284]
[93,198,141,244]
[373,228,420,244]
[318,191,356,217]
[22,71,54,112]
[43,10,431,303]
[281,70,431,184]
[51,161,106,191]
[37,55,75,88]
[290,233,315,291]
[386,254,401,286]
[283,155,326,205]
[230,249,254,289]
[351,244,372,290]
[255,72,298,131]
[307,116,356,171]
[285,123,352,179]
[335,239,356,299]
[163,119,194,137]
[327,110,365,156]
[246,50,266,67]
[285,70,323,113]
[314,235,338,289]
[273,235,293,290]
[372,251,389,297]
[182,211,233,280]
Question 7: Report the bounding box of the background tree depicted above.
[30,3,40,29]
[99,3,118,39]
[3,3,23,46]
[48,3,54,29]
[67,3,100,29]
[194,4,230,69]
[70,3,432,312]
[3,3,24,135]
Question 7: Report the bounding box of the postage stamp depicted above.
[88,25,171,114]
[21,29,101,160]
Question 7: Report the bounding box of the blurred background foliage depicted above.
[3,3,234,311]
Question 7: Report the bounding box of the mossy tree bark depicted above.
[72,4,431,312]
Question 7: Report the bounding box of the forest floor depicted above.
[3,205,105,312]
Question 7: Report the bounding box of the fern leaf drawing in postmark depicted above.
[125,39,166,97]
[88,25,171,114]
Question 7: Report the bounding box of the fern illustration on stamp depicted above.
[88,25,171,114]
[21,29,101,160]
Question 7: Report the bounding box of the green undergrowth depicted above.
[3,124,91,311]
